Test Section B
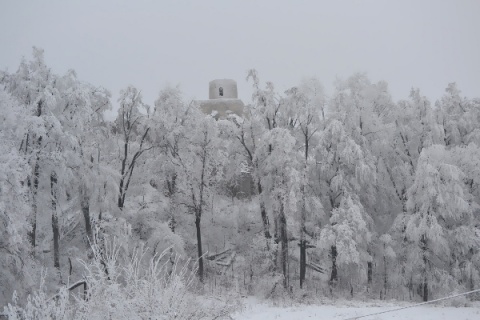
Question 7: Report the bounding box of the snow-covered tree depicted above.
[114,86,152,210]
[0,87,35,306]
[245,69,282,245]
[284,81,325,288]
[316,119,376,291]
[435,83,472,147]
[3,47,480,309]
[162,104,226,282]
[1,48,81,276]
[404,144,475,301]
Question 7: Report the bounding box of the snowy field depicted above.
[233,299,480,320]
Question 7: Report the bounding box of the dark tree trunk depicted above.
[299,123,310,289]
[329,245,338,288]
[300,240,306,289]
[469,269,474,291]
[27,172,37,252]
[28,213,36,251]
[81,192,93,245]
[195,135,208,284]
[421,234,428,301]
[28,144,41,253]
[195,215,204,283]
[69,257,73,276]
[383,252,388,298]
[279,203,288,289]
[299,180,307,289]
[257,182,271,242]
[367,261,373,285]
[51,172,60,270]
[272,213,279,273]
[118,140,128,209]
[27,103,43,252]
[52,212,60,270]
[260,202,271,238]
[422,279,428,302]
[166,173,177,197]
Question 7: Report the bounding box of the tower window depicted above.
[219,87,224,96]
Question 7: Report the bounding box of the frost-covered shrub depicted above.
[443,293,471,308]
[254,273,285,300]
[4,277,71,320]
[4,237,239,319]
[241,234,278,295]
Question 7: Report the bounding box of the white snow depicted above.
[233,298,480,320]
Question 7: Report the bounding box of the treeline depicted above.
[1,48,479,310]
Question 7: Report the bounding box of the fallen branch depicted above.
[48,280,88,302]
[206,248,232,261]
[290,255,325,273]
[217,252,236,267]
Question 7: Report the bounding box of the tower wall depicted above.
[209,79,238,99]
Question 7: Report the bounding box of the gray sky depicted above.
[1,0,479,118]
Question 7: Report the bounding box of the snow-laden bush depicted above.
[4,237,240,319]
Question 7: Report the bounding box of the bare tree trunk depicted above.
[329,245,338,289]
[257,181,271,243]
[273,213,280,272]
[421,234,428,301]
[195,132,209,284]
[423,277,428,302]
[299,181,306,289]
[367,248,373,287]
[469,268,474,291]
[27,139,41,254]
[117,128,151,209]
[260,201,271,239]
[118,141,128,209]
[196,215,204,283]
[300,239,306,288]
[51,172,60,270]
[81,187,93,245]
[279,201,288,289]
[166,173,177,196]
[299,123,311,289]
[27,102,44,253]
[383,251,388,298]
[299,181,307,289]
[367,261,373,285]
[27,197,37,251]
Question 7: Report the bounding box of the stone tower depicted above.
[197,79,244,119]
[209,79,238,99]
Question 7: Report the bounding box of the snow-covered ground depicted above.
[233,298,480,320]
